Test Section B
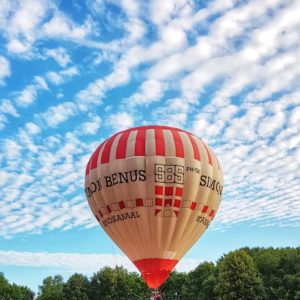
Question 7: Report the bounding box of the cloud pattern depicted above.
[0,0,299,239]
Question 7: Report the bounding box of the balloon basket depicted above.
[150,289,163,300]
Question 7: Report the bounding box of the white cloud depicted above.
[46,66,79,85]
[0,129,96,238]
[75,79,105,111]
[25,122,41,135]
[44,47,71,67]
[61,66,79,77]
[0,250,203,273]
[106,112,134,132]
[289,105,300,126]
[46,72,62,85]
[6,39,30,53]
[160,24,187,49]
[124,18,145,41]
[121,0,139,18]
[149,0,190,25]
[15,85,37,107]
[0,0,54,54]
[152,98,190,128]
[34,76,48,90]
[0,99,19,117]
[3,139,22,162]
[41,102,77,127]
[126,79,165,107]
[0,0,93,55]
[0,56,11,84]
[76,114,101,135]
[257,112,285,138]
[14,76,48,107]
[42,12,91,40]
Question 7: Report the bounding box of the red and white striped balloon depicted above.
[85,125,223,288]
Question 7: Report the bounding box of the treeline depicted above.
[0,273,34,300]
[1,247,299,299]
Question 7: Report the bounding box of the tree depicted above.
[89,266,147,300]
[186,262,217,299]
[90,267,116,300]
[122,269,148,299]
[160,271,188,300]
[0,272,14,300]
[63,273,90,300]
[36,275,64,300]
[215,249,265,300]
[0,273,34,300]
[10,284,35,300]
[246,247,300,299]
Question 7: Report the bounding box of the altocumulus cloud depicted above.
[0,0,299,240]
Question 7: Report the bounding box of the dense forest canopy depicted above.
[1,247,299,300]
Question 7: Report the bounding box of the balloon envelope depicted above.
[85,125,223,288]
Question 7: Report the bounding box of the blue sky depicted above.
[0,0,300,293]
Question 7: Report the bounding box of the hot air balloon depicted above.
[85,125,223,292]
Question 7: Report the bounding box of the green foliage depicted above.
[215,249,265,300]
[187,261,217,300]
[63,273,90,300]
[160,271,189,299]
[36,275,64,300]
[89,266,148,300]
[245,247,300,299]
[0,272,34,300]
[10,284,35,300]
[0,272,14,300]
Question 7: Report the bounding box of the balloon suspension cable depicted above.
[110,240,119,267]
[150,289,163,300]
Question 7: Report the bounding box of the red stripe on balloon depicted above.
[188,134,201,161]
[201,140,212,166]
[116,131,130,159]
[88,142,105,174]
[101,136,116,164]
[135,129,146,156]
[85,157,92,176]
[155,128,165,156]
[171,130,184,158]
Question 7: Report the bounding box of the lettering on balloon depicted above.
[186,166,201,174]
[196,216,210,227]
[85,179,102,198]
[102,211,141,227]
[199,175,223,196]
[85,169,147,198]
[104,169,146,187]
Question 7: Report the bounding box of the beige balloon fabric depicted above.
[85,125,223,289]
